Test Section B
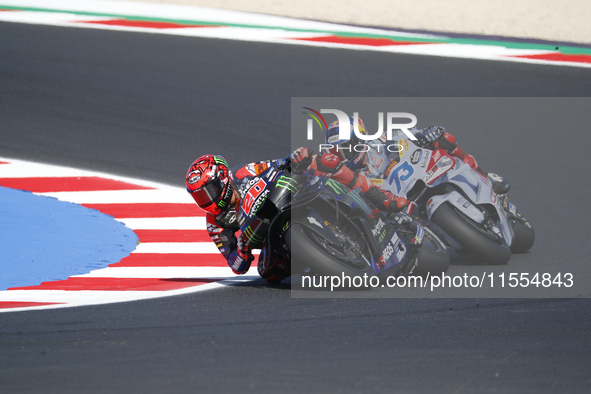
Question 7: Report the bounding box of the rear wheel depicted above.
[431,203,511,265]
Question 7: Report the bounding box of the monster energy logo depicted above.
[214,156,229,167]
[243,226,263,243]
[325,179,347,194]
[325,179,368,209]
[276,175,297,192]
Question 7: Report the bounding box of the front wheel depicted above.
[408,226,450,278]
[509,215,535,253]
[288,223,375,279]
[431,203,511,265]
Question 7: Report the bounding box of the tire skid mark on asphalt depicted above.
[0,157,257,313]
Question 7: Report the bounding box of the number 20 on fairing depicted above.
[243,178,267,215]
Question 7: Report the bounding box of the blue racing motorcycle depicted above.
[241,158,449,282]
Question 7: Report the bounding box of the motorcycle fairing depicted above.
[240,216,269,249]
[382,139,514,247]
[442,167,513,246]
[426,191,485,224]
[292,175,412,276]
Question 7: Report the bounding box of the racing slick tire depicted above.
[509,215,535,253]
[287,223,375,285]
[431,202,511,265]
[408,226,450,278]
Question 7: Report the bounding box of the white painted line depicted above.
[72,266,258,278]
[0,157,182,191]
[133,241,219,254]
[377,43,553,57]
[119,217,205,230]
[40,189,194,204]
[0,276,261,312]
[164,26,333,41]
[0,10,111,23]
[0,161,97,178]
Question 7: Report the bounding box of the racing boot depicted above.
[488,173,511,195]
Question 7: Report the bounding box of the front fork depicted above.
[499,195,532,231]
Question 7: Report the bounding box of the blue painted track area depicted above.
[0,186,138,290]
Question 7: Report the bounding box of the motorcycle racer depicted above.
[317,117,510,194]
[415,125,511,194]
[185,154,289,283]
[291,147,410,213]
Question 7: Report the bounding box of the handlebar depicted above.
[278,155,292,173]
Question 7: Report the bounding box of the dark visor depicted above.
[191,178,225,208]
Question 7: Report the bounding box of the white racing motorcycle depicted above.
[370,138,535,264]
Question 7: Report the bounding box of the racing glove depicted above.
[416,125,445,148]
[419,125,461,153]
[291,147,313,174]
[228,233,254,275]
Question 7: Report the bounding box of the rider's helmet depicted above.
[323,116,368,170]
[186,155,235,216]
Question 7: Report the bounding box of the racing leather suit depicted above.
[415,126,485,175]
[357,125,510,195]
[204,159,289,283]
[357,126,486,180]
[292,149,409,212]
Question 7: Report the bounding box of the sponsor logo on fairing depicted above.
[383,232,405,262]
[307,216,323,228]
[410,149,422,164]
[415,225,424,244]
[242,177,269,216]
[431,150,441,163]
[457,196,471,208]
[420,151,430,167]
[371,218,386,238]
[309,176,320,185]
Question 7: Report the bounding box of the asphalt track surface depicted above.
[1,21,591,393]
